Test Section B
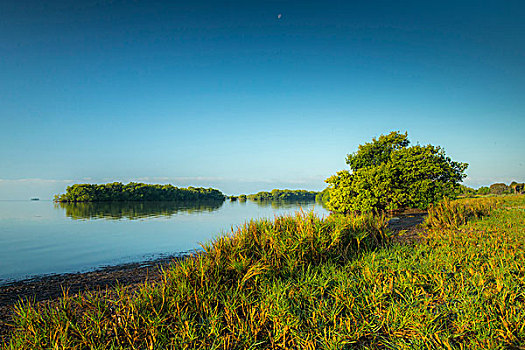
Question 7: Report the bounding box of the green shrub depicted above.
[326,131,468,213]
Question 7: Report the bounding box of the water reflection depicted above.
[57,200,322,220]
[251,200,319,209]
[1,200,330,282]
[57,201,224,220]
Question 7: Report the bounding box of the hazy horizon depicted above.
[1,0,524,199]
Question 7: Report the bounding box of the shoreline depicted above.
[0,252,192,306]
[0,253,192,340]
[0,251,194,288]
[0,212,426,341]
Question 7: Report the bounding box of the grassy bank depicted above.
[4,196,525,349]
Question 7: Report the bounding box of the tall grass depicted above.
[4,196,525,349]
[424,197,498,229]
[4,211,389,349]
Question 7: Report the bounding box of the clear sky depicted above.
[1,0,524,199]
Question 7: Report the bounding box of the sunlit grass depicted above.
[424,196,499,229]
[3,196,525,349]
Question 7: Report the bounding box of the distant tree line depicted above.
[228,194,247,201]
[54,182,226,202]
[246,189,318,201]
[458,181,524,196]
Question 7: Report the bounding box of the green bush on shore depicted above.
[326,132,468,213]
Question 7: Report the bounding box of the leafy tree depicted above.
[326,131,468,213]
[510,181,525,194]
[489,183,511,195]
[458,185,476,195]
[346,131,410,171]
[476,186,490,195]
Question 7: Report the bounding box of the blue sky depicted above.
[1,0,524,199]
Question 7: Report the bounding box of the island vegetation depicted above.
[229,190,318,202]
[54,182,225,202]
[246,189,318,201]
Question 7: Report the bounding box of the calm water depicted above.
[0,200,328,284]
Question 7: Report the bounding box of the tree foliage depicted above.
[458,182,524,196]
[489,183,512,195]
[476,186,490,195]
[458,185,476,195]
[495,181,525,195]
[326,131,468,213]
[346,131,410,171]
[54,182,225,202]
[510,182,525,194]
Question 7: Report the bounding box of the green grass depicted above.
[3,196,525,349]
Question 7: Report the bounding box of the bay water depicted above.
[0,200,328,284]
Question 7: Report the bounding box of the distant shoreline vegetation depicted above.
[54,183,226,202]
[459,181,524,196]
[241,189,318,201]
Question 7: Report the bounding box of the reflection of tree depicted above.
[57,201,224,220]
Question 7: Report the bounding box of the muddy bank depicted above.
[388,211,427,244]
